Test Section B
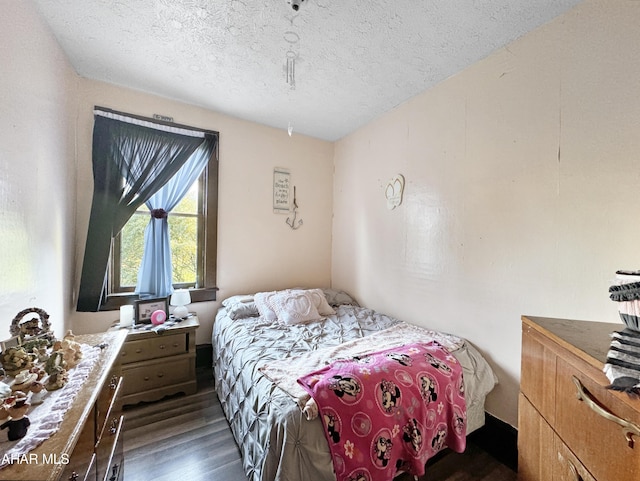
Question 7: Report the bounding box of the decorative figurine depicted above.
[0,347,34,377]
[10,370,37,393]
[52,331,82,369]
[10,307,54,346]
[44,368,68,391]
[0,392,31,441]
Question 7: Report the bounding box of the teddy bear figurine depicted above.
[52,331,82,369]
[0,392,31,441]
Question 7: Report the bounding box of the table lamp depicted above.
[170,289,191,318]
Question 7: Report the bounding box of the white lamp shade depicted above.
[170,289,191,318]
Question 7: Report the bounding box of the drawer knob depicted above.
[110,418,118,435]
[159,344,166,349]
[567,460,583,481]
[136,348,142,353]
[572,375,640,448]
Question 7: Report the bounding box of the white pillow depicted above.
[222,294,255,307]
[298,288,336,316]
[227,302,259,320]
[254,291,279,321]
[271,290,321,325]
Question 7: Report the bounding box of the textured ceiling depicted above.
[33,0,582,141]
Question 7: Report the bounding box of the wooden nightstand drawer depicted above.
[121,356,193,395]
[120,333,186,363]
[118,317,198,406]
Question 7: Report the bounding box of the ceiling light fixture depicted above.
[286,56,296,90]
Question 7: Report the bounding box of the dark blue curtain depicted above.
[77,109,217,312]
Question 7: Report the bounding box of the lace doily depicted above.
[0,343,101,467]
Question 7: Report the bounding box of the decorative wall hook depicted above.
[286,186,303,229]
[385,174,405,210]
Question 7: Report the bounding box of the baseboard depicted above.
[469,413,518,471]
[196,343,213,369]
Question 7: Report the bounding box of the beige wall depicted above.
[332,0,640,427]
[0,1,78,338]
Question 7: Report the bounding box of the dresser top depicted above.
[522,315,624,369]
[117,315,199,341]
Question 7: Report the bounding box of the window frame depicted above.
[100,139,218,311]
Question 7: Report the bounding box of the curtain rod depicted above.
[94,106,219,137]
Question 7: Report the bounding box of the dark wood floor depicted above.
[123,368,516,481]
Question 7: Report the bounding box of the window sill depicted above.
[99,287,218,311]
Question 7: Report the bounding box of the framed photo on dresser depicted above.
[135,297,168,324]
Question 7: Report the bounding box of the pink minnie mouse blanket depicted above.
[297,341,466,481]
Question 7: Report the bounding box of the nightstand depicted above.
[119,316,199,406]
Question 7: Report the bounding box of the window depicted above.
[112,179,200,292]
[102,157,218,309]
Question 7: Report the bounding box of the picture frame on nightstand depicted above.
[135,297,168,324]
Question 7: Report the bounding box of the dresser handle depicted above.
[567,460,583,481]
[572,375,640,448]
[110,417,119,435]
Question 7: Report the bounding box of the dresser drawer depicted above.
[555,435,596,481]
[60,408,98,481]
[96,372,123,441]
[520,325,557,424]
[95,414,124,481]
[555,356,640,481]
[121,356,193,395]
[120,333,187,364]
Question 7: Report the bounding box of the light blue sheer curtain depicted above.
[135,139,213,297]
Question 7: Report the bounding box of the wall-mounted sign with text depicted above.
[273,168,291,214]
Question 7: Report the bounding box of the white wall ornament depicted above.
[385,174,405,210]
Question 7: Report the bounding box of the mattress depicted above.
[212,295,498,481]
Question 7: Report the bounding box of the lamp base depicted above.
[172,305,189,319]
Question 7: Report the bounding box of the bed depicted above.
[212,288,498,481]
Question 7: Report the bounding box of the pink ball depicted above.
[150,310,166,325]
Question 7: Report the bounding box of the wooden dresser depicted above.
[519,315,640,481]
[1,330,127,481]
[118,316,198,406]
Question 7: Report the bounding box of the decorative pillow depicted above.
[271,290,321,325]
[321,288,359,307]
[254,291,279,322]
[227,302,259,320]
[299,288,336,316]
[222,294,255,307]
